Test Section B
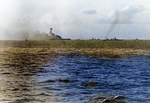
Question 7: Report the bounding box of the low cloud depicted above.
[121,4,145,15]
[81,9,97,15]
[119,4,145,24]
[96,4,145,24]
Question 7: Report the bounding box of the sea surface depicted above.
[35,55,150,103]
[0,55,150,103]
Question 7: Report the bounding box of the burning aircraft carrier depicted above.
[26,28,67,40]
[49,28,61,40]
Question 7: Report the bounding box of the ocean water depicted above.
[35,55,150,103]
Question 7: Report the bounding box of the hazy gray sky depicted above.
[0,0,150,40]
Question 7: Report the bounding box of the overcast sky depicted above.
[0,0,150,40]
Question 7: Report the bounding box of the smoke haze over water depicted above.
[0,0,150,40]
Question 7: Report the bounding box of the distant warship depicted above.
[49,28,61,40]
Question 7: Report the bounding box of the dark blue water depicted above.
[35,55,150,103]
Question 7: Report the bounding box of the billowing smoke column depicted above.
[105,11,119,39]
[26,31,49,40]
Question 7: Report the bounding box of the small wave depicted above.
[88,95,127,103]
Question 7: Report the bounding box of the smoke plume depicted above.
[105,11,119,39]
[0,1,148,40]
